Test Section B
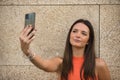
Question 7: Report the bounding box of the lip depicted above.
[73,39,81,43]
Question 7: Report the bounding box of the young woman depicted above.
[19,19,111,80]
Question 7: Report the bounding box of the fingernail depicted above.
[30,24,32,27]
[26,25,29,27]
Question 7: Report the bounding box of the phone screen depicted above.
[25,12,36,28]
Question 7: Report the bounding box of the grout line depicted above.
[0,4,120,6]
[0,65,34,66]
[99,5,100,58]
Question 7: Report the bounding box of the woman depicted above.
[19,19,111,80]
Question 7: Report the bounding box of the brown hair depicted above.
[61,19,96,80]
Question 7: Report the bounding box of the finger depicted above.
[34,28,37,31]
[28,35,35,44]
[27,30,36,39]
[19,25,29,40]
[23,25,30,34]
[20,35,31,46]
[20,25,29,36]
[24,25,33,36]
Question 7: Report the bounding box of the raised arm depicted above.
[19,25,62,72]
[30,54,62,72]
[96,58,111,80]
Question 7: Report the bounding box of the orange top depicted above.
[68,56,98,80]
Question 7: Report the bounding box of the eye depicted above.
[72,29,78,33]
[72,30,77,33]
[82,32,87,36]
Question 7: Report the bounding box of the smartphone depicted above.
[24,12,36,34]
[25,12,36,27]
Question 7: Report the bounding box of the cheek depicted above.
[70,34,74,43]
[70,35,72,42]
[83,37,89,43]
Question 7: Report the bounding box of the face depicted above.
[70,23,90,48]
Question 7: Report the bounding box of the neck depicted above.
[72,46,85,57]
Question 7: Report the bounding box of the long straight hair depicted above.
[61,19,96,80]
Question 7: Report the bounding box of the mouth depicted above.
[74,39,81,43]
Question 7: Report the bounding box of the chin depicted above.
[72,44,82,48]
[70,42,84,48]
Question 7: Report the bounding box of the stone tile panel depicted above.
[0,6,99,65]
[0,66,57,80]
[100,5,120,66]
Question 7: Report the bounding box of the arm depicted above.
[29,52,62,72]
[96,58,111,80]
[19,25,62,72]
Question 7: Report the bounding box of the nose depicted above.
[76,32,81,38]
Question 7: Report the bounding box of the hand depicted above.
[19,25,36,56]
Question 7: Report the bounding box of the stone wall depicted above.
[0,0,120,80]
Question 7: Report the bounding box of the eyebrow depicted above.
[72,28,88,33]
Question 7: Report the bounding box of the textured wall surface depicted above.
[100,5,120,79]
[0,0,120,80]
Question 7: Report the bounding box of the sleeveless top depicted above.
[68,56,98,80]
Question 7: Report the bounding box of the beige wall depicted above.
[0,0,120,80]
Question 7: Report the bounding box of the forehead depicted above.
[72,23,89,32]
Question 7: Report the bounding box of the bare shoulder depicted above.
[42,56,63,72]
[95,58,108,72]
[95,58,111,80]
[96,58,107,68]
[51,56,63,72]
